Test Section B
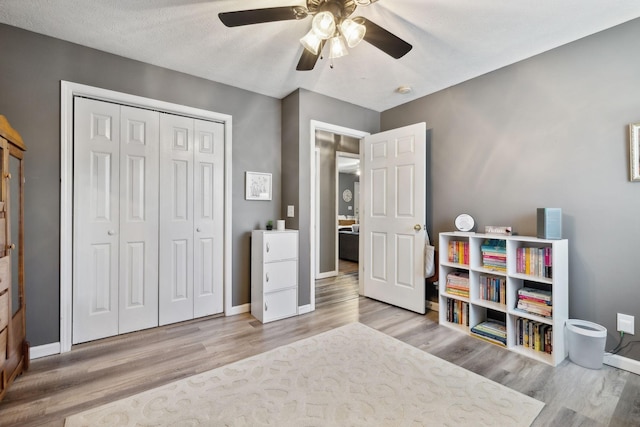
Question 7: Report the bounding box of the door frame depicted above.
[309,120,368,312]
[60,81,233,353]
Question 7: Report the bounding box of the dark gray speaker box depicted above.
[537,208,562,240]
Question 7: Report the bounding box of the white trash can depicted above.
[565,319,607,369]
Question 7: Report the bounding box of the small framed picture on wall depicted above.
[630,123,640,181]
[245,171,272,200]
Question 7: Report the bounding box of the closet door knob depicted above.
[266,243,270,253]
[264,302,268,311]
[414,224,422,231]
[107,230,116,236]
[196,227,202,232]
[265,273,269,282]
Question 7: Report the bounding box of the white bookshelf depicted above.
[438,232,568,366]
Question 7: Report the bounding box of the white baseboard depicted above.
[603,353,640,375]
[226,303,250,316]
[298,304,312,315]
[30,342,61,360]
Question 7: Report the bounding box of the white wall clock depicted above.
[342,189,352,202]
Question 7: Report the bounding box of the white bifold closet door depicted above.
[73,98,224,344]
[158,114,224,325]
[73,98,159,344]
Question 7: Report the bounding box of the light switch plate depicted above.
[287,205,295,217]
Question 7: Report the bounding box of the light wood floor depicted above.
[315,259,359,308]
[1,274,639,426]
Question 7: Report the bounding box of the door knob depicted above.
[196,227,202,232]
[107,230,116,236]
[414,224,422,231]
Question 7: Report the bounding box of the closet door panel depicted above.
[194,120,224,317]
[118,106,159,334]
[73,98,120,344]
[159,114,194,325]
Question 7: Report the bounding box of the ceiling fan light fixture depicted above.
[329,35,349,59]
[340,18,366,48]
[311,11,336,39]
[300,29,322,55]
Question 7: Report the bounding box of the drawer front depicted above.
[0,256,8,294]
[263,260,297,293]
[264,232,297,262]
[0,291,8,331]
[263,288,297,322]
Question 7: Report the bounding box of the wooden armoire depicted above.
[0,115,28,401]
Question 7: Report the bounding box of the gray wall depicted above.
[0,24,281,346]
[382,18,640,360]
[338,173,359,216]
[282,89,379,306]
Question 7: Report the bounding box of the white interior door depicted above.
[193,119,224,317]
[159,113,194,325]
[118,105,159,334]
[74,99,161,344]
[73,98,120,343]
[362,122,427,314]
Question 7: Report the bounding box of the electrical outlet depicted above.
[617,313,635,335]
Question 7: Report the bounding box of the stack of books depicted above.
[516,318,553,354]
[481,239,506,271]
[516,287,552,317]
[470,319,507,347]
[479,274,506,304]
[445,298,469,326]
[447,241,469,265]
[516,247,552,278]
[445,272,469,298]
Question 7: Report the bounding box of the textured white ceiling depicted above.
[1,0,640,111]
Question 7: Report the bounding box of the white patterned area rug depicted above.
[65,322,543,426]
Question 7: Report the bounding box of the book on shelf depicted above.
[516,247,553,278]
[446,271,469,298]
[471,319,507,346]
[446,298,469,326]
[516,286,552,317]
[516,317,553,354]
[481,239,506,271]
[447,241,469,265]
[479,274,506,304]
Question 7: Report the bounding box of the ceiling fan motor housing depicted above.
[307,0,357,19]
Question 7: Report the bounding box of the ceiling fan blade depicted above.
[296,45,323,71]
[219,6,305,27]
[358,17,412,59]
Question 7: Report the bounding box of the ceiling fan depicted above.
[219,0,412,71]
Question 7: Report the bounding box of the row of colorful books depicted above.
[516,287,552,317]
[516,317,553,354]
[516,247,552,278]
[445,298,469,326]
[479,274,506,304]
[481,239,506,272]
[445,271,469,298]
[470,319,506,347]
[447,241,469,265]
